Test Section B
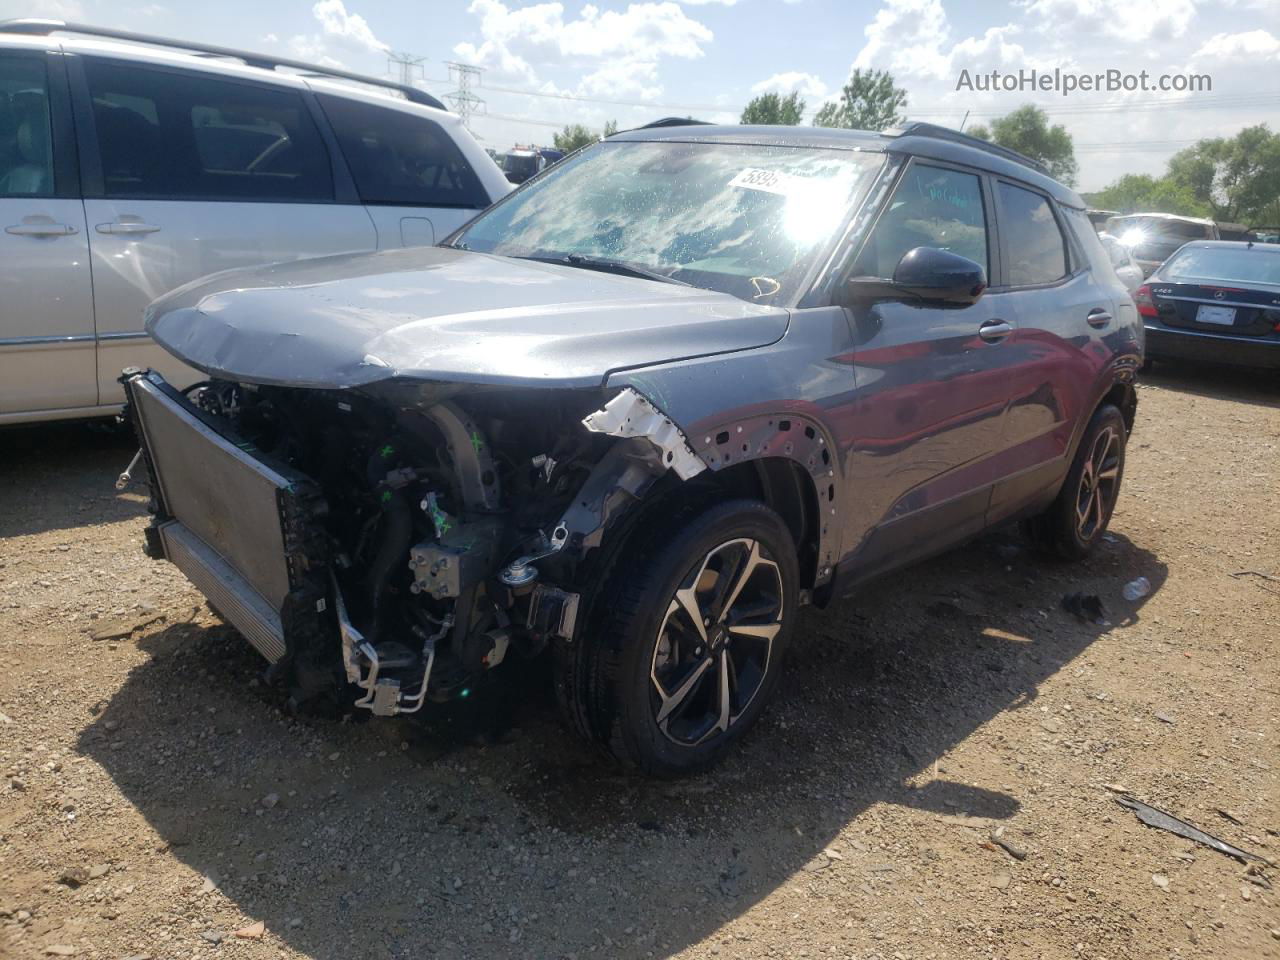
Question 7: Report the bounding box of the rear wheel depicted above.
[1027,403,1127,559]
[559,499,798,777]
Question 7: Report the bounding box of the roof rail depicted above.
[640,117,712,129]
[0,19,447,111]
[885,121,1050,177]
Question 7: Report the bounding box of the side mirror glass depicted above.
[842,246,987,307]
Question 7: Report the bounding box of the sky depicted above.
[4,0,1279,191]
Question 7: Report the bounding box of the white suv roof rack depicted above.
[0,18,448,112]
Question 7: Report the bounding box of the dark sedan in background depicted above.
[1137,241,1280,369]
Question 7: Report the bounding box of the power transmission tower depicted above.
[387,51,426,87]
[445,61,485,130]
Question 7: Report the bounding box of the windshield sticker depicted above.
[729,167,797,196]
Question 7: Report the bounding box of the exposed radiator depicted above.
[159,521,287,662]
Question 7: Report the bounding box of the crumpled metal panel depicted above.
[581,387,707,480]
[144,246,789,390]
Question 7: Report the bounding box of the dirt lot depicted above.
[1,362,1277,960]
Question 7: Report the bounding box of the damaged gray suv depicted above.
[122,121,1141,776]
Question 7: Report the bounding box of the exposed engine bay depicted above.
[121,369,706,716]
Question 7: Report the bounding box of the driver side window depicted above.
[855,164,988,279]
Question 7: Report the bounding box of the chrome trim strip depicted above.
[0,333,95,346]
[0,403,122,425]
[1157,294,1279,310]
[98,331,151,342]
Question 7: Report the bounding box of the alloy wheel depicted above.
[649,538,784,746]
[1075,425,1121,541]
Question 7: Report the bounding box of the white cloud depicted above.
[311,0,389,54]
[854,0,952,79]
[275,1,388,71]
[454,0,714,98]
[1193,29,1280,60]
[677,0,740,5]
[751,71,828,98]
[578,59,664,99]
[850,1,1034,83]
[1016,0,1197,42]
[286,34,347,69]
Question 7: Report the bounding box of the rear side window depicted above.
[83,59,333,202]
[998,182,1068,285]
[0,56,54,197]
[318,95,488,209]
[854,163,989,278]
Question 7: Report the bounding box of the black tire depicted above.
[558,499,799,778]
[1027,403,1127,559]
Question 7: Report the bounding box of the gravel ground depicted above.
[1,361,1277,960]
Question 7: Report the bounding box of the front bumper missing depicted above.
[123,370,327,665]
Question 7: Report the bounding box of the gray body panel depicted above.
[145,246,790,389]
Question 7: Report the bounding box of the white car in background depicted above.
[1098,232,1144,295]
[0,20,511,426]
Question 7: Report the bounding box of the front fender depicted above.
[603,307,859,590]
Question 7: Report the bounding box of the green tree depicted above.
[966,105,1078,186]
[1166,125,1280,223]
[740,91,804,125]
[553,123,598,153]
[603,119,619,137]
[1086,174,1210,218]
[812,69,906,132]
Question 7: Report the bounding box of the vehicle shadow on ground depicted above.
[0,421,143,539]
[76,528,1165,960]
[1141,360,1279,408]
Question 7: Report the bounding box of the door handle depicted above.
[5,222,78,237]
[1087,308,1112,327]
[978,319,1013,343]
[95,221,162,235]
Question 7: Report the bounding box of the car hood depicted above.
[145,246,789,390]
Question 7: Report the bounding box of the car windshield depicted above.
[1162,246,1280,286]
[1110,216,1212,247]
[451,140,885,302]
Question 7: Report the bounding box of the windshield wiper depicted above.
[521,254,690,286]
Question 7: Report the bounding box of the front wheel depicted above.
[560,499,799,777]
[1027,403,1127,559]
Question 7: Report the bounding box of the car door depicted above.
[0,49,96,418]
[985,183,1116,525]
[839,159,1019,578]
[316,94,493,249]
[71,56,378,405]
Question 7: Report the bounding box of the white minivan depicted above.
[0,20,511,425]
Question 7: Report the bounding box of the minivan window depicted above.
[83,59,333,202]
[318,95,489,208]
[853,163,988,278]
[0,57,54,196]
[998,182,1067,286]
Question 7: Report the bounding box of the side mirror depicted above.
[842,246,987,307]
